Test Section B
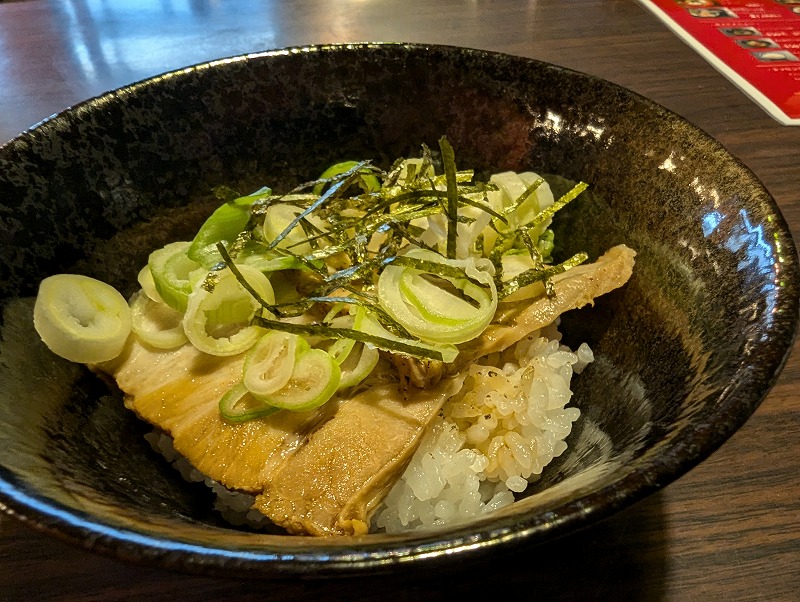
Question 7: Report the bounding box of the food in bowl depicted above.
[32,139,635,536]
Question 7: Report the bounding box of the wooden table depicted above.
[1,1,799,599]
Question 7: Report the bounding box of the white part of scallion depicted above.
[183,264,274,356]
[337,342,379,390]
[33,273,132,364]
[129,289,188,349]
[255,347,340,411]
[324,305,367,364]
[137,264,164,304]
[262,203,321,255]
[219,382,282,422]
[242,331,301,398]
[359,309,459,363]
[148,241,204,313]
[490,171,554,234]
[377,248,497,345]
[498,253,546,302]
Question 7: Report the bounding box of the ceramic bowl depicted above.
[0,43,797,578]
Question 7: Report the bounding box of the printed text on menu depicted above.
[638,0,800,125]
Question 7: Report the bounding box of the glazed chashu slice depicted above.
[106,344,332,492]
[105,343,463,534]
[253,374,466,535]
[457,243,636,367]
[103,243,635,536]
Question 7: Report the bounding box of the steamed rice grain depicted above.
[374,326,590,533]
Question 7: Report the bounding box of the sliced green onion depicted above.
[148,241,204,313]
[129,290,188,349]
[337,342,379,390]
[384,255,486,287]
[183,264,274,356]
[33,274,132,364]
[537,229,555,263]
[377,248,497,345]
[137,264,163,304]
[187,190,268,267]
[313,161,380,196]
[325,309,360,364]
[254,347,340,411]
[219,382,282,422]
[400,271,490,325]
[358,311,459,363]
[242,331,301,398]
[490,171,555,233]
[251,313,457,362]
[322,305,383,388]
[262,204,320,255]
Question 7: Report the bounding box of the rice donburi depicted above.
[32,139,635,536]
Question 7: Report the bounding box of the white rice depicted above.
[373,325,591,533]
[145,324,592,533]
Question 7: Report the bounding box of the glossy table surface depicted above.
[1,1,799,600]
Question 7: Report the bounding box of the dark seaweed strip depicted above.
[321,262,370,286]
[498,177,545,218]
[379,188,506,223]
[517,228,551,295]
[215,244,282,314]
[518,228,544,266]
[299,203,444,262]
[218,243,422,350]
[251,315,447,361]
[383,157,406,188]
[497,252,588,299]
[525,182,588,230]
[438,136,459,259]
[382,255,485,287]
[488,231,516,283]
[265,161,370,251]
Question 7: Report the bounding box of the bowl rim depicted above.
[1,41,798,578]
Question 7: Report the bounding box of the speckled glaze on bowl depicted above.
[0,43,797,578]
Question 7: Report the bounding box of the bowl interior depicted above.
[0,43,796,576]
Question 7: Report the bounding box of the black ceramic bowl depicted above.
[0,43,797,578]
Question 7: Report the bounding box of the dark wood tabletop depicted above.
[1,1,799,600]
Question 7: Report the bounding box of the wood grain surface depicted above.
[1,1,799,600]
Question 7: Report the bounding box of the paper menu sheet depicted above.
[637,0,800,125]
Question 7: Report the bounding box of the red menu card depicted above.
[638,0,800,125]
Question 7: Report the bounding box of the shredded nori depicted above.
[210,139,590,360]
